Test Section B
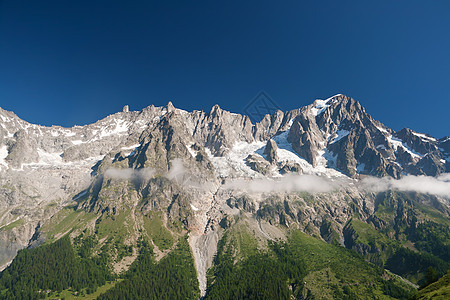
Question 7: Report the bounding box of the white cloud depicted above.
[224,174,338,193]
[167,158,217,191]
[103,159,450,199]
[221,173,450,198]
[360,173,450,198]
[167,158,186,181]
[104,167,155,181]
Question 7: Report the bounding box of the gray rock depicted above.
[0,94,447,276]
[245,154,271,175]
[263,139,278,164]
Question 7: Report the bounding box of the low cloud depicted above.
[104,168,155,181]
[167,158,217,191]
[224,174,338,194]
[103,160,450,198]
[167,158,186,182]
[222,173,450,197]
[103,159,190,185]
[360,173,450,198]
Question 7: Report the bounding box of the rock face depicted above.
[263,139,278,164]
[0,95,448,295]
[284,94,447,178]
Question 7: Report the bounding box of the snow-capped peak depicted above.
[310,94,343,116]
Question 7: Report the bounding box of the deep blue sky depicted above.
[1,1,449,138]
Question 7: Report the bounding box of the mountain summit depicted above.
[2,94,447,178]
[0,95,448,298]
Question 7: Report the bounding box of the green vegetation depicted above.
[95,210,132,240]
[0,202,197,300]
[345,191,450,285]
[348,217,449,285]
[229,223,260,259]
[206,230,303,299]
[206,228,416,299]
[320,219,340,245]
[45,280,120,300]
[386,248,449,285]
[142,212,174,250]
[0,219,24,231]
[346,218,388,247]
[40,206,96,243]
[98,236,199,299]
[287,230,415,299]
[415,203,450,225]
[416,271,450,299]
[344,218,397,266]
[296,191,314,204]
[2,186,447,299]
[0,235,113,299]
[92,210,138,263]
[408,221,449,262]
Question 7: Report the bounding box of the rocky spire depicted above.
[264,139,278,164]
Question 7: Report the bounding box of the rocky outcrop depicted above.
[0,94,448,276]
[264,139,278,164]
[283,94,446,177]
[5,130,39,168]
[245,154,271,174]
[288,112,325,167]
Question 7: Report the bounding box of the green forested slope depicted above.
[0,236,112,299]
[97,236,199,300]
[206,226,416,299]
[416,272,450,299]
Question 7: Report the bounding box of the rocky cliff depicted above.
[0,95,448,295]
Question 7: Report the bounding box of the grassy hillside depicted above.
[206,225,416,299]
[416,272,450,299]
[344,191,450,285]
[0,195,198,300]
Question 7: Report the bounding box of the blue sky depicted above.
[1,0,449,138]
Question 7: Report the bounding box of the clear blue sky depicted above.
[1,1,449,137]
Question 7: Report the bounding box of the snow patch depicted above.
[310,94,342,116]
[0,146,9,169]
[190,204,199,211]
[330,129,350,144]
[314,143,342,177]
[186,144,197,158]
[36,149,64,165]
[121,144,141,157]
[99,119,129,138]
[73,190,88,201]
[20,149,104,170]
[288,118,294,127]
[376,126,388,134]
[311,99,331,116]
[64,131,76,137]
[121,144,141,150]
[387,136,423,159]
[272,130,344,178]
[71,140,84,145]
[411,131,437,142]
[205,141,265,178]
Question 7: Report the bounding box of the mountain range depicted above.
[0,94,449,299]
